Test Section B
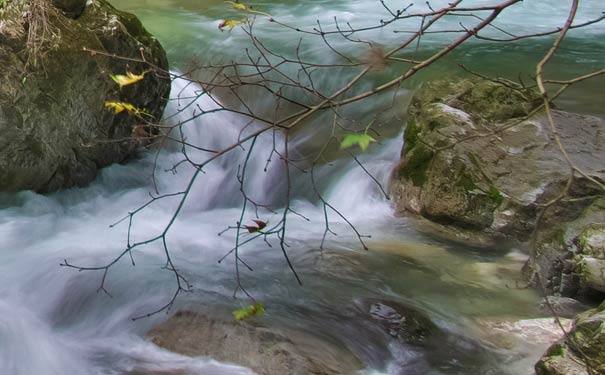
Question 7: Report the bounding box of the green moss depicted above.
[546,343,565,357]
[401,144,433,187]
[577,224,605,255]
[487,185,504,206]
[457,169,477,192]
[427,119,442,131]
[404,117,420,153]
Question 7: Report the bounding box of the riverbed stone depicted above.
[145,311,363,375]
[475,317,573,350]
[0,0,170,192]
[538,296,590,319]
[363,299,439,344]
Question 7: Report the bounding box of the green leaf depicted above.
[233,303,265,320]
[340,133,376,152]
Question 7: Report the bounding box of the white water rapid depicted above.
[0,77,402,375]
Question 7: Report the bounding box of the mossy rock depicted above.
[391,78,605,256]
[577,224,605,259]
[536,307,605,375]
[0,0,170,192]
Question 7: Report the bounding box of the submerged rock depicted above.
[356,298,501,373]
[145,311,363,375]
[0,0,170,192]
[363,299,439,344]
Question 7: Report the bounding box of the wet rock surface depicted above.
[538,296,591,319]
[145,311,363,375]
[535,303,605,375]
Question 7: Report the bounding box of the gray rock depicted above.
[538,296,589,319]
[145,311,363,375]
[535,303,605,375]
[0,0,170,193]
[559,273,579,297]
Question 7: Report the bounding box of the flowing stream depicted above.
[1,1,604,374]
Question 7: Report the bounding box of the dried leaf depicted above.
[252,219,267,230]
[340,133,377,152]
[362,45,389,72]
[233,303,265,320]
[244,219,267,233]
[110,71,145,88]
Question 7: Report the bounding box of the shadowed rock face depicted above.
[0,0,170,193]
[51,0,86,18]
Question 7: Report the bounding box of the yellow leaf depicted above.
[110,71,145,88]
[225,1,248,11]
[232,303,265,320]
[218,18,248,31]
[224,1,272,17]
[104,101,152,118]
[105,101,135,114]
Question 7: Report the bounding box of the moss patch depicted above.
[487,185,504,206]
[456,168,477,192]
[404,117,420,153]
[546,343,565,357]
[401,144,434,187]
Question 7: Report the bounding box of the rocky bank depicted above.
[390,78,605,297]
[390,78,605,374]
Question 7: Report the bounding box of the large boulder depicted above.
[535,302,605,375]
[144,311,363,375]
[390,79,605,295]
[0,0,170,192]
